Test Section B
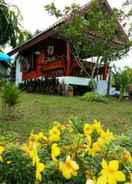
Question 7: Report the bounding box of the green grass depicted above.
[0,93,132,141]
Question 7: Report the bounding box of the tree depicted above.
[113,0,132,39]
[16,30,32,46]
[45,0,130,78]
[0,0,31,48]
[112,67,132,99]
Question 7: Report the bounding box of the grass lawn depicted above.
[0,93,131,141]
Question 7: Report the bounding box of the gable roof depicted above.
[8,0,128,56]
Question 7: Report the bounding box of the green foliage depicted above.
[0,119,131,184]
[112,70,121,90]
[45,2,62,18]
[120,69,129,98]
[88,79,97,91]
[115,135,132,153]
[0,0,31,47]
[1,82,21,113]
[122,0,132,38]
[0,79,5,89]
[125,67,132,83]
[16,30,32,47]
[81,92,108,103]
[0,145,34,184]
[0,131,19,143]
[112,67,132,98]
[44,0,130,78]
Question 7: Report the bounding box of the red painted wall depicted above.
[22,53,44,80]
[21,38,109,80]
[22,55,66,80]
[22,38,67,80]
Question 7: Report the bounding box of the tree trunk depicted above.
[91,56,100,79]
[107,66,111,96]
[72,44,91,77]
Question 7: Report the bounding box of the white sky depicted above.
[6,0,132,69]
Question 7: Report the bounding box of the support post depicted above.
[66,41,71,76]
[107,66,111,96]
[103,64,109,80]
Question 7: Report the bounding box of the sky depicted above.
[6,0,132,69]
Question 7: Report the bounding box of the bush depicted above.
[0,131,19,144]
[0,119,131,184]
[88,79,97,91]
[1,82,21,114]
[82,92,108,103]
[112,67,132,99]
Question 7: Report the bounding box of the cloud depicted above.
[7,0,122,32]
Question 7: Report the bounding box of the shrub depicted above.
[88,79,97,91]
[119,70,129,99]
[82,92,108,103]
[0,119,131,184]
[1,82,21,114]
[0,131,19,144]
[112,67,132,99]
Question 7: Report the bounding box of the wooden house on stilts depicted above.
[8,0,128,95]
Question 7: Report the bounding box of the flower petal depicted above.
[107,174,116,184]
[86,179,95,184]
[70,160,79,170]
[109,160,119,171]
[51,143,60,161]
[101,159,107,169]
[97,175,107,184]
[115,171,126,182]
[63,167,72,179]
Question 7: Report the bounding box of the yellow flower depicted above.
[59,155,79,179]
[89,139,104,156]
[86,178,96,184]
[0,146,5,154]
[84,124,93,136]
[0,145,5,162]
[49,126,61,142]
[123,150,132,162]
[29,134,38,144]
[36,132,48,142]
[93,120,102,134]
[130,173,132,182]
[22,141,39,166]
[84,121,103,137]
[6,160,12,164]
[86,135,92,148]
[100,130,114,141]
[53,121,65,129]
[30,144,39,166]
[21,144,30,155]
[36,161,45,182]
[88,129,114,156]
[51,143,60,161]
[97,159,126,184]
[22,133,46,182]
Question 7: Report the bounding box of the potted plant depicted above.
[67,85,74,96]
